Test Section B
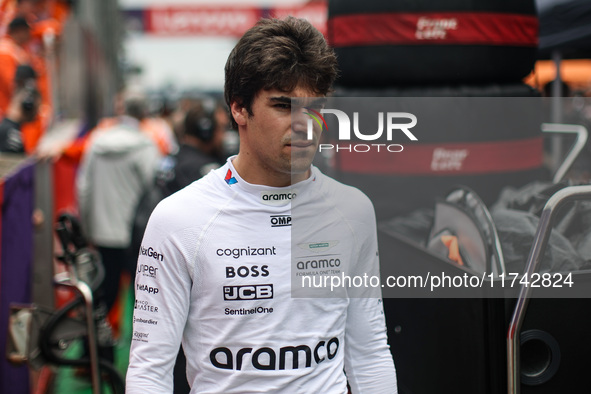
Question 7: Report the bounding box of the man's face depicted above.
[231,86,326,185]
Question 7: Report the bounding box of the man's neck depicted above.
[232,155,309,187]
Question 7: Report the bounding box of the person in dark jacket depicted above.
[129,99,228,394]
[161,102,226,195]
[131,100,227,265]
[0,65,40,153]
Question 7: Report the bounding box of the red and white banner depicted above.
[329,12,538,47]
[335,137,543,176]
[145,7,263,37]
[125,3,328,37]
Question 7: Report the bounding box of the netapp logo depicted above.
[260,190,297,206]
[137,264,158,278]
[210,337,339,370]
[140,246,164,262]
[270,215,291,227]
[226,265,269,278]
[297,259,341,270]
[137,283,159,295]
[223,284,273,301]
[134,300,158,313]
[217,246,276,259]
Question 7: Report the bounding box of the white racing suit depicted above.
[126,157,397,393]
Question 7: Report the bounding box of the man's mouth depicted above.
[288,141,315,148]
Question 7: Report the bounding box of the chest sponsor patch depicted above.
[260,189,297,206]
[298,241,339,253]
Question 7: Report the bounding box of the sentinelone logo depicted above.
[304,107,418,153]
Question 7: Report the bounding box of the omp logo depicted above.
[260,190,297,206]
[223,284,273,301]
[210,337,339,370]
[430,147,468,171]
[416,17,458,40]
[140,246,164,262]
[270,215,291,227]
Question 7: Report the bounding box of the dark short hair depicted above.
[15,65,37,83]
[224,17,338,129]
[8,16,30,33]
[125,97,146,121]
[184,105,216,142]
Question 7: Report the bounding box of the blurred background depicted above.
[2,0,591,393]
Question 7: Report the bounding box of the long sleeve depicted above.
[344,297,397,393]
[343,192,398,393]
[125,199,194,393]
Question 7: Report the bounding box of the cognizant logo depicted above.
[305,108,418,153]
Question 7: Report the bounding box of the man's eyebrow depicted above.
[268,96,292,105]
[268,96,327,107]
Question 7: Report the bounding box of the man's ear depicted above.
[230,101,248,127]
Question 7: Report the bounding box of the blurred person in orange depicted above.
[0,16,31,116]
[77,92,162,315]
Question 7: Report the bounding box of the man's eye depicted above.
[275,103,290,109]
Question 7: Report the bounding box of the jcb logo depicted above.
[223,284,273,301]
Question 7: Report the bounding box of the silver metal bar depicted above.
[541,123,588,183]
[550,51,563,173]
[507,185,591,394]
[59,265,102,394]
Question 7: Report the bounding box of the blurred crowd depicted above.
[76,89,236,323]
[0,4,240,383]
[0,0,69,153]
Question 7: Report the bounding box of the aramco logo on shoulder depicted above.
[304,107,417,153]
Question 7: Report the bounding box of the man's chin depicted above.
[289,156,315,176]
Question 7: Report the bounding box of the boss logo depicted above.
[226,265,269,278]
[223,284,273,301]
